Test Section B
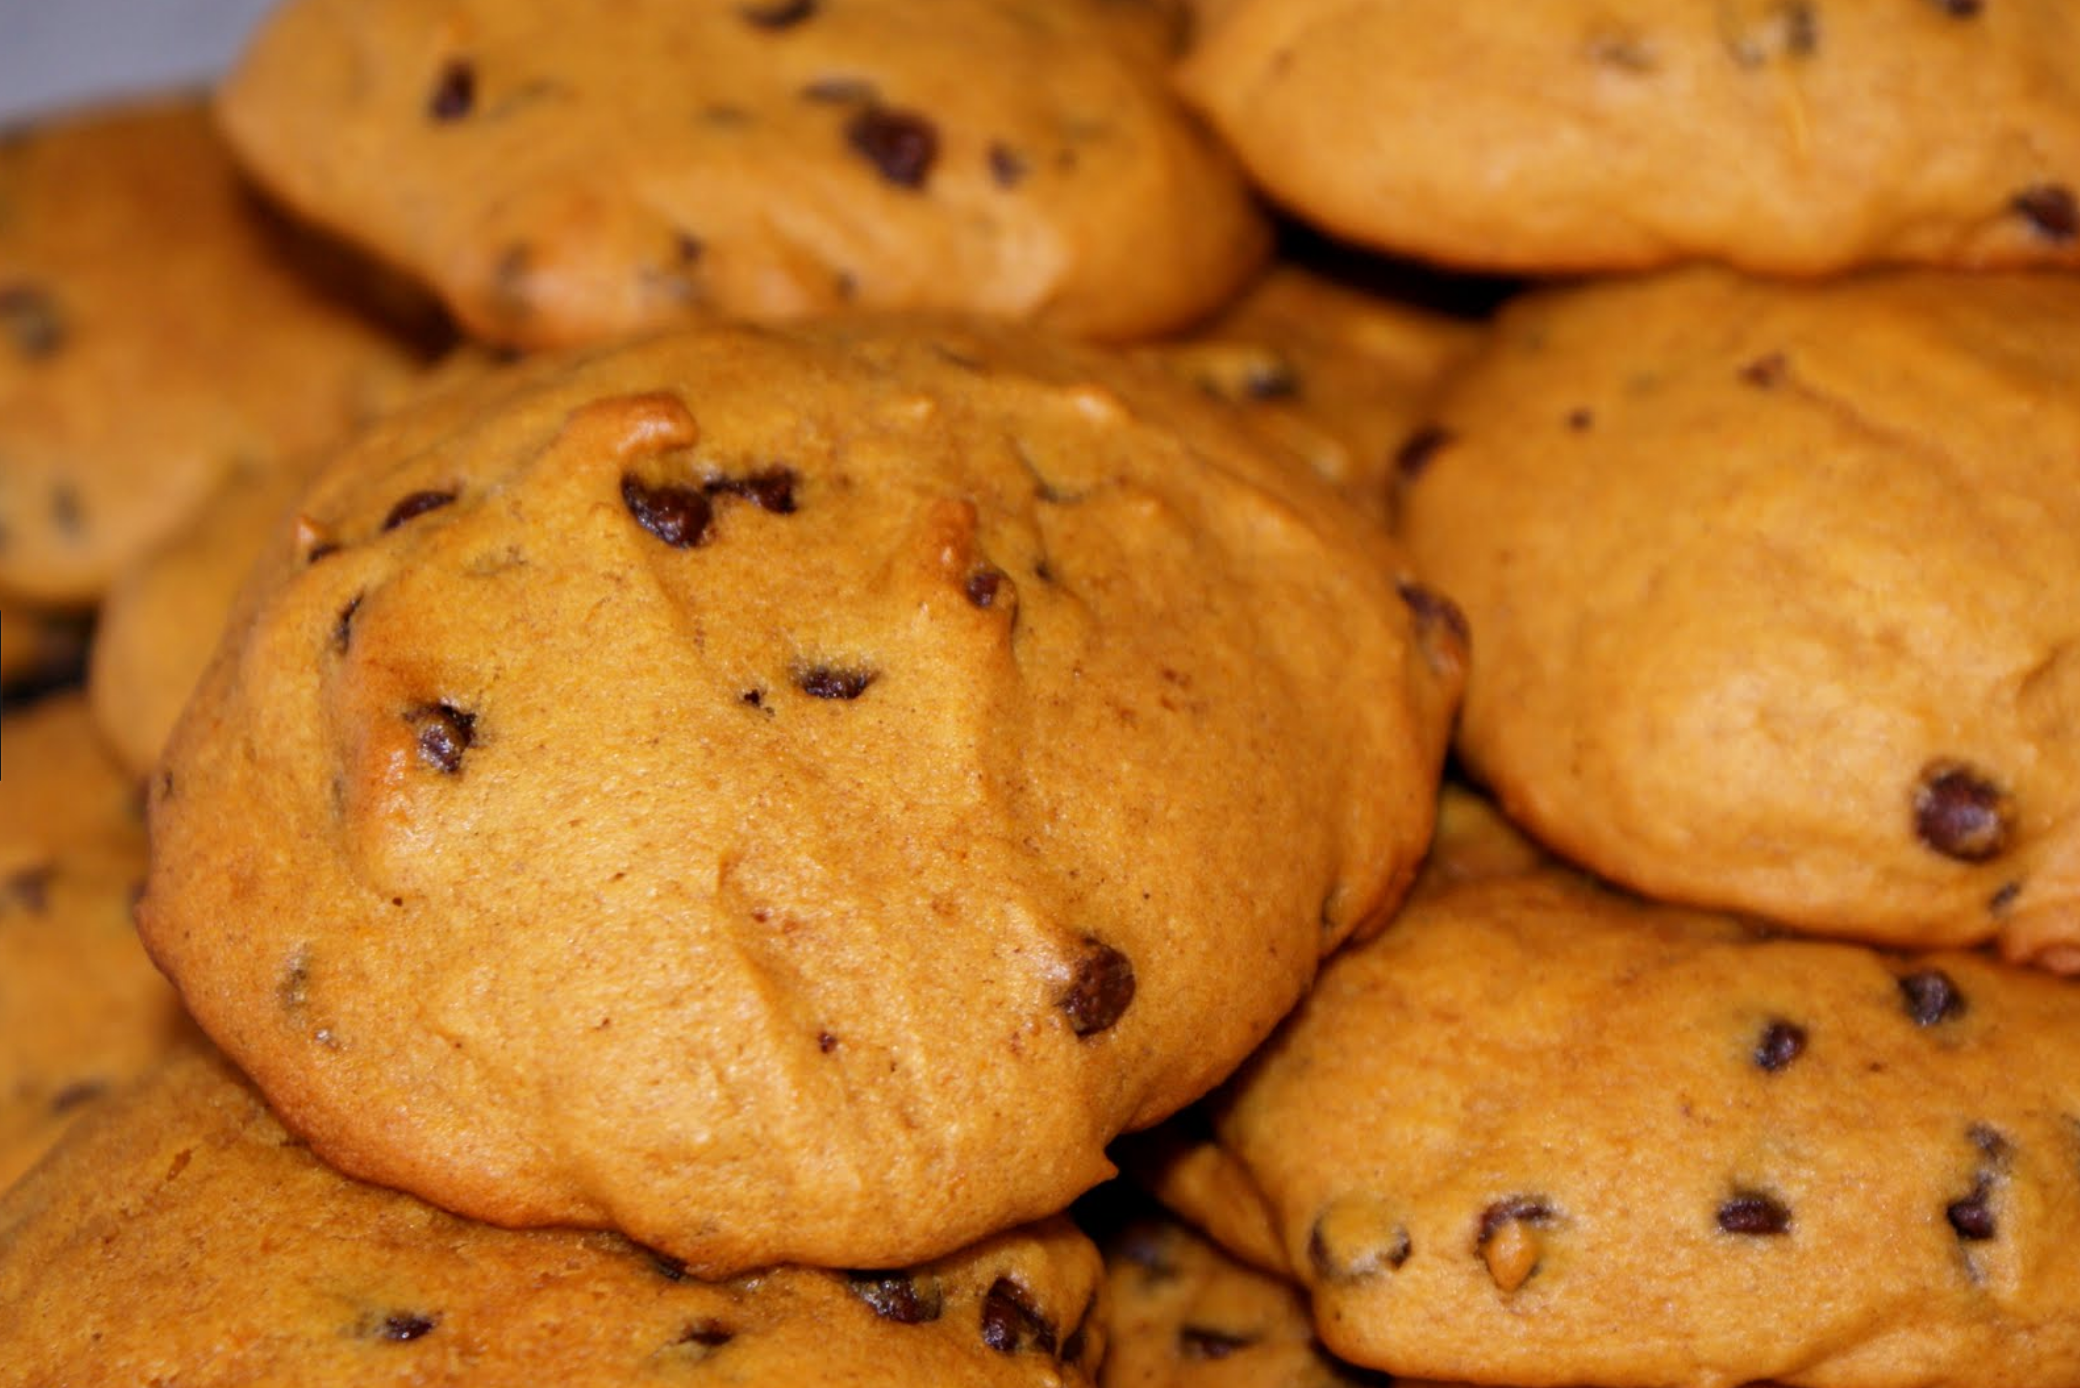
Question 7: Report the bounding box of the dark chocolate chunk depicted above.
[1947,1179,1997,1241]
[621,475,714,548]
[739,0,816,28]
[1477,1196,1554,1246]
[797,665,875,700]
[816,1029,838,1052]
[382,490,457,532]
[1179,1326,1257,1360]
[2014,184,2079,241]
[741,689,764,708]
[427,60,476,121]
[1716,1191,1792,1236]
[1059,937,1135,1037]
[708,467,798,514]
[1753,1019,1807,1072]
[965,568,1005,609]
[1393,424,1453,482]
[0,283,65,359]
[373,1312,438,1342]
[979,1278,1056,1356]
[847,1272,943,1324]
[1899,969,1968,1027]
[333,594,363,655]
[1913,762,2012,862]
[846,106,939,190]
[987,142,1030,188]
[407,703,476,775]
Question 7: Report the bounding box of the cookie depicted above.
[0,693,143,881]
[0,95,433,606]
[1142,266,1484,522]
[1398,267,2080,970]
[1180,0,2080,276]
[0,605,87,695]
[0,1044,1106,1385]
[1149,862,2080,1388]
[138,316,1462,1275]
[216,0,1268,350]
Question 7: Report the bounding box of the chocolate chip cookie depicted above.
[139,316,1460,1276]
[1182,0,2080,276]
[218,0,1267,349]
[1399,266,2080,969]
[0,1045,1106,1384]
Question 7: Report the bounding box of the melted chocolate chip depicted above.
[1948,1176,1997,1241]
[673,1321,734,1349]
[741,689,765,708]
[1740,352,1789,387]
[1928,0,1982,13]
[373,1312,438,1342]
[1393,425,1453,482]
[964,568,1005,609]
[646,1249,690,1281]
[333,595,363,655]
[739,0,816,27]
[1754,1019,1807,1072]
[1308,1208,1411,1282]
[382,490,457,532]
[1717,1191,1791,1236]
[1060,1306,1091,1366]
[1566,407,1594,431]
[2014,184,2079,241]
[979,1278,1056,1356]
[1059,937,1135,1037]
[0,283,65,359]
[427,60,476,121]
[306,541,341,565]
[1989,880,2022,915]
[987,142,1029,188]
[708,467,798,514]
[407,703,476,774]
[621,475,714,548]
[1969,1123,2012,1161]
[1396,579,1471,667]
[1178,1326,1257,1360]
[846,106,939,190]
[797,665,875,700]
[847,1273,943,1324]
[1913,762,2012,862]
[1241,356,1300,400]
[3,865,51,913]
[48,1079,106,1114]
[1781,1,1819,55]
[1899,969,1968,1027]
[1477,1196,1554,1246]
[816,1029,838,1052]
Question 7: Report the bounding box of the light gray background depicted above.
[0,0,278,125]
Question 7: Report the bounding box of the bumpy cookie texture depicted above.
[1160,865,2080,1388]
[1399,267,2080,969]
[0,1046,1105,1385]
[0,97,431,606]
[1182,0,2080,276]
[1142,267,1483,522]
[141,317,1458,1275]
[218,0,1266,349]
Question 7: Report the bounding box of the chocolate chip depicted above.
[846,106,939,190]
[848,1272,943,1324]
[739,0,816,27]
[48,1079,106,1114]
[1899,968,1967,1027]
[306,541,341,565]
[965,568,1005,609]
[50,483,81,536]
[1566,407,1594,431]
[1947,1180,1997,1241]
[979,1278,1055,1356]
[672,1321,734,1349]
[382,490,457,532]
[987,142,1029,188]
[1969,1123,2012,1162]
[407,703,475,774]
[2,865,51,913]
[427,60,475,121]
[1241,356,1300,401]
[0,283,65,358]
[708,467,797,514]
[1913,762,2012,862]
[1740,352,1789,387]
[1717,1191,1791,1235]
[2012,184,2078,241]
[333,595,363,655]
[816,1029,838,1052]
[741,689,765,708]
[1396,579,1470,671]
[1178,1326,1257,1360]
[1060,1305,1092,1366]
[1059,937,1135,1037]
[645,1249,690,1281]
[372,1312,438,1342]
[797,665,875,700]
[1308,1201,1411,1283]
[1927,0,1982,13]
[1393,425,1453,482]
[1753,1019,1807,1072]
[1781,1,1819,55]
[1477,1196,1554,1246]
[621,475,714,548]
[1989,880,2022,915]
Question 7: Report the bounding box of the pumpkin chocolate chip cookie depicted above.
[139,316,1459,1276]
[1399,266,2080,969]
[218,0,1267,348]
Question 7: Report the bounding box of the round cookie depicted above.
[0,1045,1106,1385]
[216,0,1268,350]
[1142,266,1484,522]
[1398,266,2080,969]
[0,693,143,882]
[1181,0,2080,277]
[0,95,433,606]
[139,316,1462,1275]
[1154,863,2080,1388]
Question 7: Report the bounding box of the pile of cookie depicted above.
[5,1,2080,1384]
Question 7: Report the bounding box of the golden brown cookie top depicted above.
[218,0,1267,349]
[0,96,431,605]
[0,1045,1106,1385]
[1181,0,2080,276]
[1171,865,2080,1388]
[1399,266,2080,969]
[140,316,1460,1276]
[1142,266,1484,522]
